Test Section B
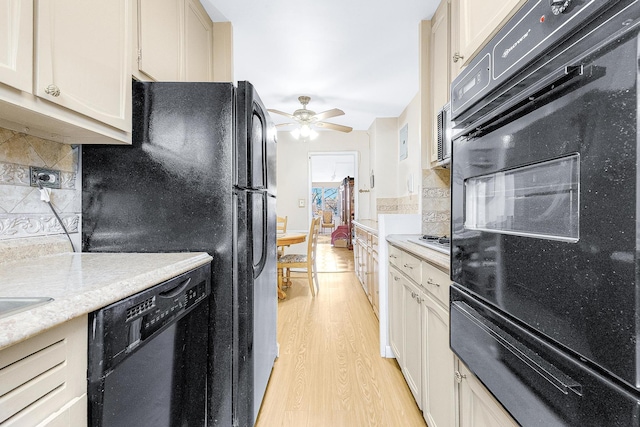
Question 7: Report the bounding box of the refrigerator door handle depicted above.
[253,191,269,279]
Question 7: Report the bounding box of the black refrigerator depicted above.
[82,80,278,427]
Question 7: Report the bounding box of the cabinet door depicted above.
[430,0,450,165]
[0,0,32,92]
[422,293,455,427]
[388,268,404,363]
[185,0,213,82]
[457,362,518,427]
[403,278,422,408]
[429,0,451,166]
[454,0,523,67]
[36,0,131,131]
[137,0,182,81]
[372,249,379,317]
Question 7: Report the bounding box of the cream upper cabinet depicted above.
[457,361,518,427]
[185,0,213,82]
[452,0,525,69]
[0,0,32,93]
[36,0,131,132]
[136,0,214,82]
[429,0,450,166]
[137,0,182,81]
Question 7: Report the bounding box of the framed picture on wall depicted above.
[399,124,408,160]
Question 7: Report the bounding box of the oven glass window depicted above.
[464,154,579,242]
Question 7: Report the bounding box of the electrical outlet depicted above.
[30,167,61,189]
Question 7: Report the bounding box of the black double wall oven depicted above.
[450,0,640,425]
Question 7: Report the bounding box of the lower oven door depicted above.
[450,285,640,426]
[452,19,640,389]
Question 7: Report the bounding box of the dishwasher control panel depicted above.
[88,263,211,376]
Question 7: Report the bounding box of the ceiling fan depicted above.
[268,96,353,139]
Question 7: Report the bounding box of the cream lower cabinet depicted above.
[388,243,514,427]
[354,224,379,317]
[389,265,423,407]
[0,315,88,426]
[422,290,455,427]
[456,361,518,427]
[371,235,379,316]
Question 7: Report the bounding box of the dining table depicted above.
[276,232,307,299]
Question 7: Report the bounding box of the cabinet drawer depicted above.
[401,251,422,285]
[388,245,402,267]
[422,262,451,307]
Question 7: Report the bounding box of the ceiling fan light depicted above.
[291,128,301,139]
[300,124,311,138]
[309,129,319,140]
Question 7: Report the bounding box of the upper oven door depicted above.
[451,25,640,389]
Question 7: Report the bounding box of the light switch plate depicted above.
[298,199,305,208]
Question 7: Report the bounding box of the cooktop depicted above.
[408,235,450,255]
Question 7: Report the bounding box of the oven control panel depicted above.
[451,0,610,122]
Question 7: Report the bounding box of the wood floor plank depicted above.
[256,244,426,427]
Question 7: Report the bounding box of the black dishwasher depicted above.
[88,264,211,427]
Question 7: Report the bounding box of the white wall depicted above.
[397,93,422,202]
[276,130,370,236]
[367,92,423,217]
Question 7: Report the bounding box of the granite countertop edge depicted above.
[0,252,212,350]
[386,234,450,272]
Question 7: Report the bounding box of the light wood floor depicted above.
[256,243,427,427]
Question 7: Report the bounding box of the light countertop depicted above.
[0,251,212,350]
[352,219,378,234]
[386,234,450,272]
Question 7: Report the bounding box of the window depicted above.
[312,186,339,218]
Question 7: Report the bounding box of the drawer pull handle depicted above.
[403,263,414,270]
[45,84,60,97]
[427,278,440,287]
[390,254,398,259]
[453,52,464,63]
[454,371,467,383]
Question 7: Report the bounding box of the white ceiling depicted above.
[201,0,440,131]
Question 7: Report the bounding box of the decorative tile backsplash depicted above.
[422,168,450,237]
[0,128,80,240]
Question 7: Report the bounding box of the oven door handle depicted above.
[468,64,602,138]
[453,301,583,396]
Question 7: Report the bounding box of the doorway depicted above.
[308,152,358,228]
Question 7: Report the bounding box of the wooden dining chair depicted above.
[277,217,321,296]
[277,216,288,258]
[321,210,335,234]
[277,216,288,233]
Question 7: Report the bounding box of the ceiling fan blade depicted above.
[275,122,297,128]
[313,108,344,121]
[267,109,297,120]
[316,121,353,133]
